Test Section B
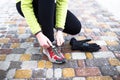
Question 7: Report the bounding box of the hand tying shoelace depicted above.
[70,38,101,52]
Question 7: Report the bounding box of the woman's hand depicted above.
[56,30,65,46]
[36,32,52,48]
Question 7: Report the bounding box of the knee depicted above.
[71,21,82,35]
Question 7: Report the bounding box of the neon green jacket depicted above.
[16,0,68,34]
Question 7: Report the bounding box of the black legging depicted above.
[16,0,81,42]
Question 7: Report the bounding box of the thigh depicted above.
[63,10,82,35]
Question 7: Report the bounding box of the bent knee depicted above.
[71,22,81,35]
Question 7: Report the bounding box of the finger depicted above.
[57,39,61,46]
[78,39,91,43]
[42,44,50,48]
[58,38,64,46]
[47,39,53,47]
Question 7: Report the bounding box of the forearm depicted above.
[21,0,41,34]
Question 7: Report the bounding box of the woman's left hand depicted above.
[56,30,65,46]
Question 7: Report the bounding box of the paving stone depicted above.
[9,38,20,43]
[0,70,6,80]
[85,52,93,59]
[100,46,108,51]
[12,48,26,54]
[38,60,46,69]
[18,27,25,34]
[109,58,120,66]
[0,61,10,70]
[116,66,120,73]
[46,78,57,80]
[0,54,6,61]
[71,52,86,59]
[15,69,32,79]
[0,34,4,38]
[68,60,78,68]
[108,46,120,51]
[54,60,78,68]
[58,78,72,80]
[10,43,20,48]
[34,42,40,47]
[1,0,120,79]
[20,42,33,48]
[2,43,11,48]
[73,77,86,80]
[78,60,85,67]
[65,53,71,60]
[45,61,53,68]
[100,66,119,76]
[32,69,46,78]
[46,69,53,78]
[86,58,109,67]
[6,69,16,79]
[26,38,35,42]
[87,76,113,80]
[53,62,71,68]
[100,36,119,41]
[6,54,21,61]
[54,68,62,78]
[18,34,31,39]
[20,54,31,61]
[95,40,107,46]
[105,32,117,36]
[0,49,12,54]
[113,75,120,80]
[62,68,75,78]
[116,32,120,36]
[0,38,10,43]
[93,51,115,58]
[30,78,46,80]
[31,54,42,60]
[25,47,40,54]
[75,67,101,77]
[21,61,37,69]
[9,61,21,69]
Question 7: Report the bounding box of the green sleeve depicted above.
[21,0,41,34]
[56,0,68,29]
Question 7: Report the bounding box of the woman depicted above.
[16,0,81,63]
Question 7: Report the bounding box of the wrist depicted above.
[35,31,42,37]
[56,28,63,32]
[35,31,42,36]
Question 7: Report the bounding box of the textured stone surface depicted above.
[63,68,75,78]
[0,70,6,80]
[54,68,62,78]
[15,69,32,79]
[0,54,6,61]
[0,61,10,70]
[75,67,101,77]
[20,54,31,61]
[6,69,16,79]
[87,76,113,80]
[100,66,119,76]
[86,58,109,67]
[32,69,46,78]
[21,61,37,69]
[1,0,120,79]
[9,61,22,69]
[93,52,115,58]
[71,52,86,59]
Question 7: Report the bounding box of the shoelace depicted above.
[51,46,63,58]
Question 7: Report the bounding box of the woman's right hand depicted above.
[36,32,52,48]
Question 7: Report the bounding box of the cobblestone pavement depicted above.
[0,0,120,80]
